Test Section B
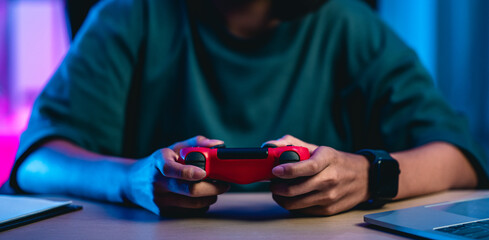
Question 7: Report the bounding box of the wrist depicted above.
[114,160,133,204]
[81,158,133,204]
[119,158,141,204]
[341,151,371,203]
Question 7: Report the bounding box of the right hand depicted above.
[124,136,230,215]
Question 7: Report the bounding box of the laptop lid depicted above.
[364,196,489,239]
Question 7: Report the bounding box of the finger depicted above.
[262,135,317,153]
[154,193,218,209]
[272,146,333,179]
[185,180,231,197]
[155,178,230,197]
[270,178,313,197]
[272,192,323,210]
[270,175,336,197]
[289,195,356,216]
[272,189,345,211]
[155,148,207,181]
[169,135,224,152]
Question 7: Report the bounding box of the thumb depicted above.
[155,148,207,181]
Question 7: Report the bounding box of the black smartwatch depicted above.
[356,149,400,208]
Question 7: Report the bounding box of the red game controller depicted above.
[178,144,310,184]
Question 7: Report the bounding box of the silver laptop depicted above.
[364,196,489,239]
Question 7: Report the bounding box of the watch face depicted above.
[373,159,400,198]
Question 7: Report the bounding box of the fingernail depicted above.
[272,166,285,176]
[193,168,207,180]
[206,139,223,144]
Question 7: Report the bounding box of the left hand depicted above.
[263,135,371,215]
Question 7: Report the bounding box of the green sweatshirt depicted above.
[6,0,488,192]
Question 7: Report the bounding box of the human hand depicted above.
[124,136,230,215]
[263,135,370,215]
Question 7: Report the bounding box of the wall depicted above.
[379,0,489,155]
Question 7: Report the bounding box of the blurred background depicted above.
[0,0,488,186]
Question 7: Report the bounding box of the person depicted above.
[2,0,488,216]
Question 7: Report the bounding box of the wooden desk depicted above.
[2,190,489,240]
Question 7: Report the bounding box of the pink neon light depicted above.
[1,0,69,187]
[0,135,18,186]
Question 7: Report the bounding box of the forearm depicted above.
[391,142,478,200]
[16,140,133,203]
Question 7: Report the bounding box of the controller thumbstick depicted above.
[279,151,300,165]
[185,152,206,170]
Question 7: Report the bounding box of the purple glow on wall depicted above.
[1,0,69,186]
[0,0,7,117]
[10,0,69,115]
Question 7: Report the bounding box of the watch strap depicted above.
[356,149,392,163]
[356,149,400,209]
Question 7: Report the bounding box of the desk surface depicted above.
[2,190,489,240]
